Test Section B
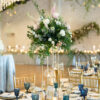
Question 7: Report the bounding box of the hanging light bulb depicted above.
[91,5,95,8]
[98,4,100,8]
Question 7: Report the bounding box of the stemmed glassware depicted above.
[24,82,30,93]
[14,88,20,100]
[81,88,88,100]
[31,93,39,100]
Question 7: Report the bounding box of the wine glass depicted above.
[31,93,39,100]
[81,88,88,100]
[63,95,69,100]
[14,88,20,100]
[94,67,97,73]
[78,84,84,92]
[54,82,58,89]
[24,82,30,93]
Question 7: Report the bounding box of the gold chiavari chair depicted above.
[97,70,100,77]
[81,76,100,93]
[14,74,35,90]
[68,68,82,86]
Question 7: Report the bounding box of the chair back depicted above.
[14,74,34,89]
[81,76,99,92]
[68,68,82,86]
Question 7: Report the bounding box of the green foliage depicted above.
[72,22,100,41]
[65,0,100,11]
[1,0,29,12]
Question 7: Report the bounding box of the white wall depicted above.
[1,0,50,48]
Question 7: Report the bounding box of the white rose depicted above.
[51,41,55,45]
[48,38,52,42]
[43,19,50,25]
[32,31,35,35]
[59,30,65,36]
[0,40,4,53]
[50,27,55,32]
[35,34,39,38]
[56,21,61,25]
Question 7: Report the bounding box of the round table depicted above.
[0,54,15,92]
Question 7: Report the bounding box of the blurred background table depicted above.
[0,54,15,92]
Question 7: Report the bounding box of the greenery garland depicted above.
[65,0,100,11]
[0,0,30,12]
[72,22,100,41]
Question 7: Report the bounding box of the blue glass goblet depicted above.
[81,65,84,69]
[54,83,58,89]
[31,93,39,100]
[78,84,84,92]
[94,67,97,73]
[24,82,30,93]
[14,88,20,100]
[63,95,69,100]
[81,88,88,100]
[84,66,88,71]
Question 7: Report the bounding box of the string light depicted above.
[98,4,100,8]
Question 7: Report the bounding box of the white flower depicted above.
[35,34,38,38]
[71,39,72,42]
[70,34,72,38]
[50,27,55,32]
[32,31,36,35]
[48,38,52,42]
[51,41,55,45]
[69,31,72,35]
[67,24,71,30]
[0,40,4,53]
[56,21,61,25]
[43,19,50,25]
[59,30,66,36]
[53,13,59,18]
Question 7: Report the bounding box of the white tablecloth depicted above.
[0,54,15,92]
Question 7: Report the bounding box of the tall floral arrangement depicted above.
[27,1,72,61]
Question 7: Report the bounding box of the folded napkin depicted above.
[0,90,3,94]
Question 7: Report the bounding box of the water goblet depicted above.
[54,82,58,89]
[81,88,88,100]
[31,93,39,100]
[78,84,84,92]
[94,67,97,73]
[14,88,20,100]
[81,65,84,69]
[24,82,30,93]
[63,95,69,100]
